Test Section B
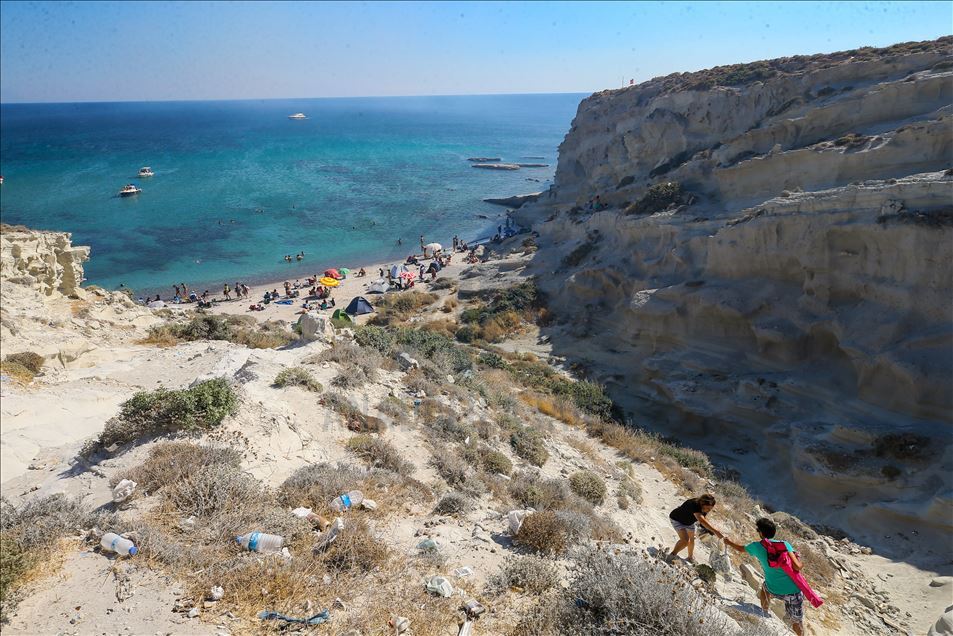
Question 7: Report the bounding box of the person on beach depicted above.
[666,494,724,564]
[419,235,425,250]
[396,238,402,246]
[181,283,189,297]
[723,518,816,635]
[173,284,181,298]
[379,268,385,279]
[358,268,366,277]
[223,283,231,300]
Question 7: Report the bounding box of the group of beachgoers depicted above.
[283,251,305,263]
[666,494,824,635]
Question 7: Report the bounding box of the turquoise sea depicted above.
[0,94,582,294]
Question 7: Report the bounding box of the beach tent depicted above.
[345,296,374,315]
[319,277,340,287]
[331,309,352,323]
[367,279,388,294]
[324,268,342,279]
[390,264,400,278]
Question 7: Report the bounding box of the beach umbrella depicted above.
[424,242,442,253]
[390,265,400,278]
[319,277,340,287]
[324,268,342,279]
[338,268,350,277]
[399,271,415,280]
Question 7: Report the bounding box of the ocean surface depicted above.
[0,94,582,294]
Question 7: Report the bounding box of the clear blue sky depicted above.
[1,1,949,103]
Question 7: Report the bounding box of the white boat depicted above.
[138,166,154,177]
[119,184,142,197]
[288,113,307,120]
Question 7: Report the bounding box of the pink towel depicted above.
[761,540,824,608]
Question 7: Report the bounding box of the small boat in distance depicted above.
[138,166,154,177]
[119,184,142,197]
[288,113,307,120]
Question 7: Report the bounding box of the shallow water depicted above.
[0,94,581,294]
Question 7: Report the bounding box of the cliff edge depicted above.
[516,37,953,549]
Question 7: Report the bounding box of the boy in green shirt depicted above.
[724,517,805,635]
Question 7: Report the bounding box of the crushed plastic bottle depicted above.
[100,532,137,557]
[425,575,453,598]
[417,538,440,552]
[329,490,363,513]
[235,532,284,554]
[111,479,136,504]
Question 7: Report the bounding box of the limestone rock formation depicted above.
[0,224,90,297]
[516,37,953,545]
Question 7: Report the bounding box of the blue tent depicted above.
[345,296,374,315]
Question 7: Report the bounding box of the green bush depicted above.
[142,314,296,349]
[96,378,238,448]
[658,442,713,477]
[480,448,513,476]
[510,426,549,467]
[569,470,607,506]
[624,181,685,216]
[273,367,323,392]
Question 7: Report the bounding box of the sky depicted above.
[1,1,950,103]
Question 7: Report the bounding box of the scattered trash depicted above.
[100,532,137,557]
[111,479,136,504]
[258,609,330,625]
[709,543,732,575]
[187,607,200,619]
[452,566,474,578]
[332,597,347,611]
[281,547,293,560]
[313,518,345,552]
[360,499,378,511]
[236,532,285,554]
[462,598,485,618]
[178,516,197,532]
[425,575,453,598]
[458,620,474,636]
[389,615,410,634]
[417,538,440,552]
[506,509,532,535]
[209,586,224,601]
[330,490,364,512]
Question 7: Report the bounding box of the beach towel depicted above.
[276,299,294,305]
[760,539,824,608]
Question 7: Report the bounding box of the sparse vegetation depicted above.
[433,491,472,516]
[479,447,513,476]
[273,366,323,392]
[140,314,296,348]
[91,378,238,450]
[561,236,598,269]
[369,291,439,326]
[486,556,559,596]
[346,434,414,475]
[1,352,44,384]
[569,470,607,505]
[624,181,687,216]
[113,442,242,495]
[510,425,549,466]
[514,510,575,555]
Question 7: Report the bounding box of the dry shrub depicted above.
[3,352,44,374]
[480,447,513,476]
[346,434,414,475]
[279,462,430,519]
[369,291,439,325]
[376,396,410,423]
[441,298,459,313]
[515,511,574,555]
[433,491,472,516]
[313,341,381,387]
[0,360,36,384]
[430,451,470,488]
[322,394,385,432]
[617,475,643,506]
[404,368,439,396]
[421,318,459,339]
[543,546,758,636]
[140,314,296,349]
[486,555,559,596]
[273,366,323,392]
[113,442,242,494]
[509,472,571,511]
[569,470,607,506]
[429,278,457,291]
[510,426,549,466]
[318,518,390,573]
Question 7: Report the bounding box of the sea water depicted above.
[0,94,582,294]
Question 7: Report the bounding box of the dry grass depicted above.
[273,366,323,392]
[139,314,296,349]
[508,473,572,511]
[510,425,549,467]
[486,555,559,596]
[514,511,575,555]
[368,291,439,326]
[432,491,472,516]
[441,297,459,313]
[112,442,242,495]
[322,394,386,433]
[376,396,409,423]
[346,434,415,475]
[479,447,513,476]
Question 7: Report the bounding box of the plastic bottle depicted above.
[100,532,137,556]
[329,490,364,513]
[236,532,285,554]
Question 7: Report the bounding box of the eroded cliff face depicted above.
[0,224,90,297]
[517,38,953,546]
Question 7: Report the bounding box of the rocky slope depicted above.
[514,38,953,551]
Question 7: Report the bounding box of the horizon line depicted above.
[0,89,595,107]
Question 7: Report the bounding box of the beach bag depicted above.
[760,539,824,608]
